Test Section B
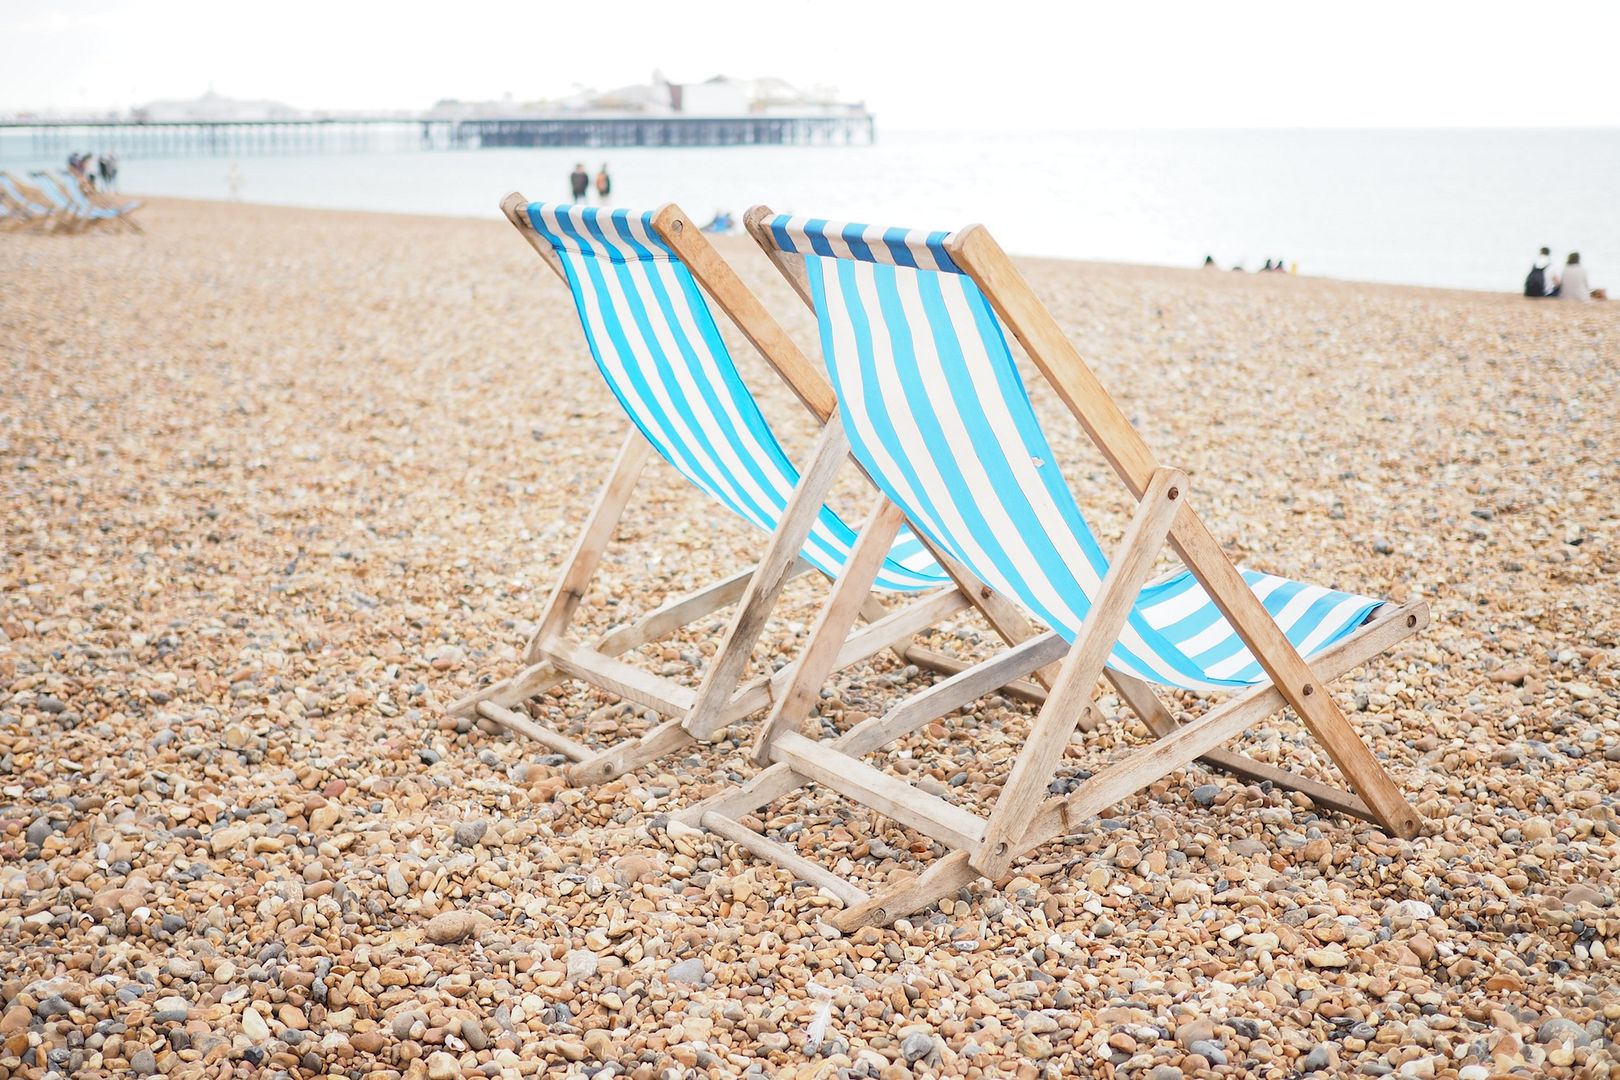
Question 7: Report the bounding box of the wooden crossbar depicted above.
[840,633,1069,759]
[475,702,591,761]
[451,560,774,721]
[546,640,697,717]
[702,589,974,732]
[699,812,870,907]
[594,562,799,657]
[771,732,988,851]
[910,654,1372,811]
[895,647,1048,705]
[833,587,971,669]
[1105,668,1375,821]
[674,630,1070,832]
[568,719,694,787]
[450,660,569,720]
[1024,601,1427,856]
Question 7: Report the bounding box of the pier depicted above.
[0,113,875,161]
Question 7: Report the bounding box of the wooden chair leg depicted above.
[913,539,1064,692]
[475,702,591,760]
[684,415,851,740]
[1170,519,1424,839]
[566,718,692,786]
[676,630,1067,832]
[1105,668,1376,822]
[749,496,907,764]
[523,426,654,663]
[448,660,569,719]
[832,850,979,931]
[1015,600,1430,862]
[974,468,1186,879]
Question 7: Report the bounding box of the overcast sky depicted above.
[3,0,1616,129]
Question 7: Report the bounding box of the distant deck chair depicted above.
[37,171,139,233]
[675,209,1427,929]
[450,196,1043,785]
[78,174,144,231]
[0,173,72,232]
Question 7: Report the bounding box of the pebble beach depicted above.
[2,197,1617,1079]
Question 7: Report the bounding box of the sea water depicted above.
[4,127,1614,293]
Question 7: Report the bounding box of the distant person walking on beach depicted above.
[1525,247,1557,297]
[1558,252,1591,302]
[99,152,118,192]
[226,162,244,201]
[595,164,612,207]
[569,163,589,203]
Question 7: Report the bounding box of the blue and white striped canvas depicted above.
[0,175,49,217]
[524,202,947,593]
[771,214,1383,691]
[34,173,117,220]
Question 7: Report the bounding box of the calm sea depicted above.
[4,128,1615,293]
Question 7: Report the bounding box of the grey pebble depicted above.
[900,1032,935,1063]
[666,958,707,984]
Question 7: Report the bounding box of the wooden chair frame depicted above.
[0,193,25,233]
[36,171,142,234]
[450,195,1047,786]
[1,172,79,233]
[673,207,1427,929]
[74,171,144,234]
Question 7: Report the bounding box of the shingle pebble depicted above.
[0,200,1615,1079]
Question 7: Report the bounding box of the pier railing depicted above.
[0,114,876,160]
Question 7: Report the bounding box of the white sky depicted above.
[3,0,1617,129]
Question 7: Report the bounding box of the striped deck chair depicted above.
[37,171,139,233]
[676,208,1428,928]
[0,173,72,232]
[77,172,145,232]
[450,195,1039,786]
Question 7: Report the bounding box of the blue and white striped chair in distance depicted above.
[49,170,144,233]
[679,208,1428,929]
[32,172,121,231]
[1,173,72,233]
[451,195,1014,788]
